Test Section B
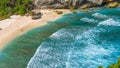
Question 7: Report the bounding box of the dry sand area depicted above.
[0,9,69,48]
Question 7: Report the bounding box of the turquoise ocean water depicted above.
[0,7,120,68]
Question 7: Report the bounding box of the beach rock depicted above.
[54,11,63,15]
[32,12,42,20]
[0,28,2,30]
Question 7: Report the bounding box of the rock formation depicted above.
[32,0,102,9]
[31,0,120,9]
[88,0,103,5]
[31,12,42,20]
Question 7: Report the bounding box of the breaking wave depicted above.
[27,8,120,68]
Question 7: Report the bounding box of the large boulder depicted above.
[0,28,2,30]
[31,12,42,20]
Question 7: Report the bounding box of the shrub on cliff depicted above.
[98,57,120,68]
[0,0,34,20]
[107,57,120,68]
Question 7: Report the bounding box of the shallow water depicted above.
[0,7,120,68]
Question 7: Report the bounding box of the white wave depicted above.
[84,45,111,55]
[98,18,120,26]
[92,13,109,19]
[80,17,98,23]
[27,17,120,68]
[66,51,71,68]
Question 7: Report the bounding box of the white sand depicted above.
[0,9,69,49]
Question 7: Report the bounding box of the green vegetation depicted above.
[98,57,120,68]
[0,0,33,20]
[98,66,103,68]
[107,57,120,68]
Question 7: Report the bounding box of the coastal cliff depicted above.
[0,0,119,19]
[32,0,120,9]
[0,0,120,68]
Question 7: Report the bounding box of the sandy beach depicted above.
[0,9,69,49]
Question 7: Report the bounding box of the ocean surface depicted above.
[0,7,120,68]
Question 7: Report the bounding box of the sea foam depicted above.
[98,18,120,26]
[92,13,109,19]
[80,17,98,23]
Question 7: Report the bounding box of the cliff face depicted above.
[32,0,103,9]
[31,0,120,9]
[88,0,103,5]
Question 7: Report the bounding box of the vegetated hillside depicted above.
[98,57,120,68]
[0,0,34,20]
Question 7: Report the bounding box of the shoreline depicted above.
[0,9,69,49]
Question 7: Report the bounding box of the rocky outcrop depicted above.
[32,0,104,9]
[31,12,42,20]
[88,0,103,5]
[0,28,2,30]
[31,0,119,9]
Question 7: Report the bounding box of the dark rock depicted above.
[32,12,42,20]
[0,28,2,30]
